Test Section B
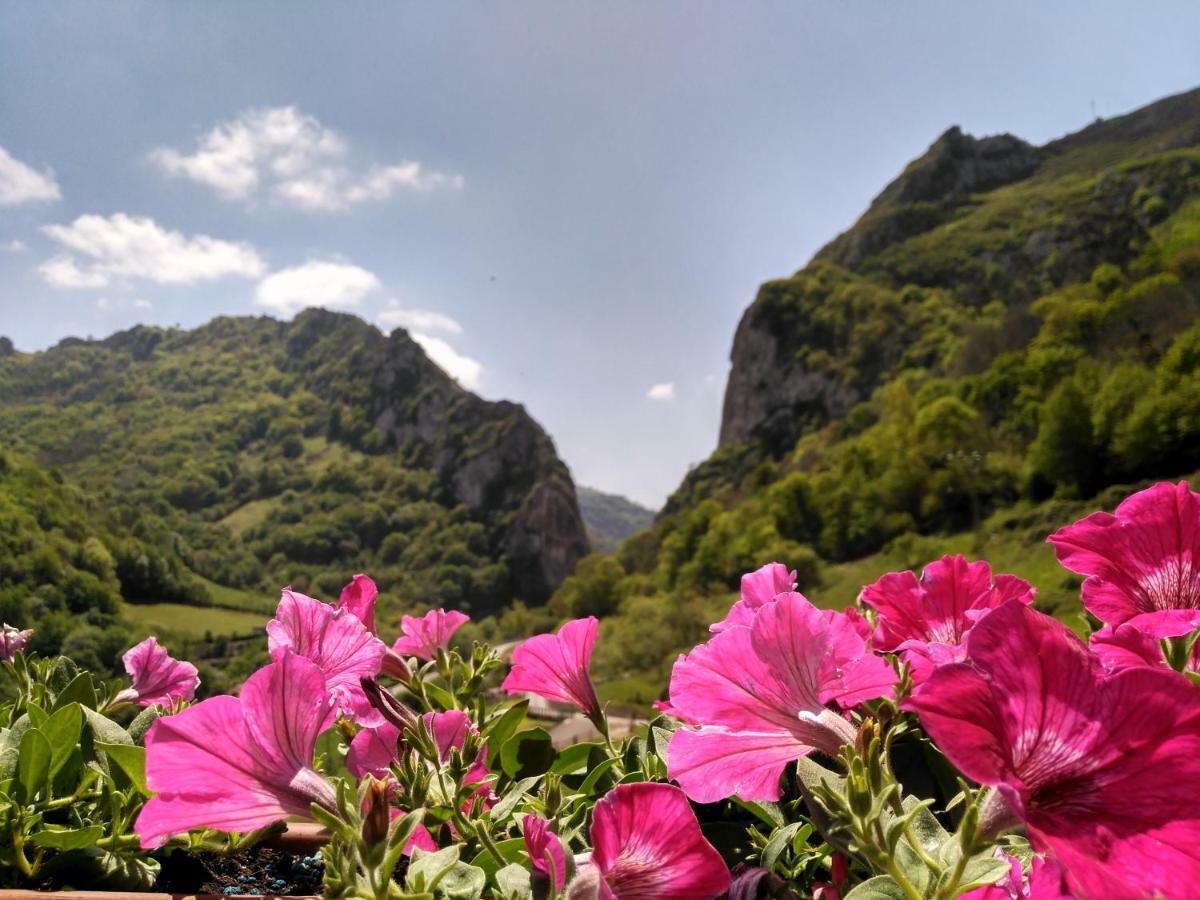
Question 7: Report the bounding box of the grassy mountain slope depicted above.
[535,86,1200,704]
[0,311,589,641]
[576,486,655,554]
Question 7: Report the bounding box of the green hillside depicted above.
[0,311,589,654]
[576,486,655,554]
[533,86,1200,704]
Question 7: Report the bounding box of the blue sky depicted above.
[2,3,1198,507]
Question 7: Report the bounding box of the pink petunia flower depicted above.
[114,636,200,707]
[391,609,471,661]
[569,782,729,899]
[336,573,378,633]
[667,592,896,803]
[501,617,601,719]
[905,599,1200,898]
[523,814,567,892]
[0,624,33,661]
[710,562,798,633]
[1048,480,1200,638]
[267,588,387,723]
[861,555,1034,684]
[134,652,337,849]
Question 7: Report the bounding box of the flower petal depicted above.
[590,783,729,899]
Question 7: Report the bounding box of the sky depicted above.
[2,3,1199,508]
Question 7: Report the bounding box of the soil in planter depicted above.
[154,847,325,896]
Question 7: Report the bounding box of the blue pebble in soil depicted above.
[222,888,240,896]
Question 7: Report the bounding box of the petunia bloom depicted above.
[667,591,897,802]
[523,814,567,892]
[0,624,33,661]
[861,554,1034,684]
[710,562,797,633]
[267,588,387,723]
[501,617,601,719]
[114,636,200,707]
[905,599,1200,898]
[391,608,470,661]
[1048,480,1200,637]
[570,782,729,899]
[134,652,337,849]
[336,573,378,633]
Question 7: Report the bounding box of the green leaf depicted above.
[550,741,601,775]
[17,728,51,802]
[41,703,83,778]
[484,701,528,767]
[82,707,133,746]
[762,822,802,870]
[494,862,532,899]
[96,741,147,795]
[470,838,526,877]
[25,705,48,730]
[53,672,98,712]
[435,861,486,899]
[424,683,457,710]
[407,845,462,891]
[30,824,105,850]
[893,838,933,896]
[947,851,1014,893]
[650,725,673,762]
[577,756,621,795]
[499,728,555,780]
[731,797,785,829]
[843,876,909,900]
[487,775,541,823]
[72,849,161,890]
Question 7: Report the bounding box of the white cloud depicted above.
[412,332,482,390]
[4,239,28,253]
[40,213,264,289]
[377,301,463,335]
[40,255,110,288]
[255,260,381,316]
[97,296,152,312]
[150,106,462,212]
[647,382,676,401]
[0,146,61,206]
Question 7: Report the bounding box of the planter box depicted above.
[0,824,331,900]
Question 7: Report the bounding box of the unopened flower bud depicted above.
[362,777,391,847]
[360,678,419,732]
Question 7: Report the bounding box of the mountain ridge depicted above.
[0,309,589,627]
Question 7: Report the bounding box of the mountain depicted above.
[0,310,589,632]
[551,86,1200,703]
[576,487,655,554]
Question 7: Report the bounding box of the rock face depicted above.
[719,302,858,450]
[283,309,592,605]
